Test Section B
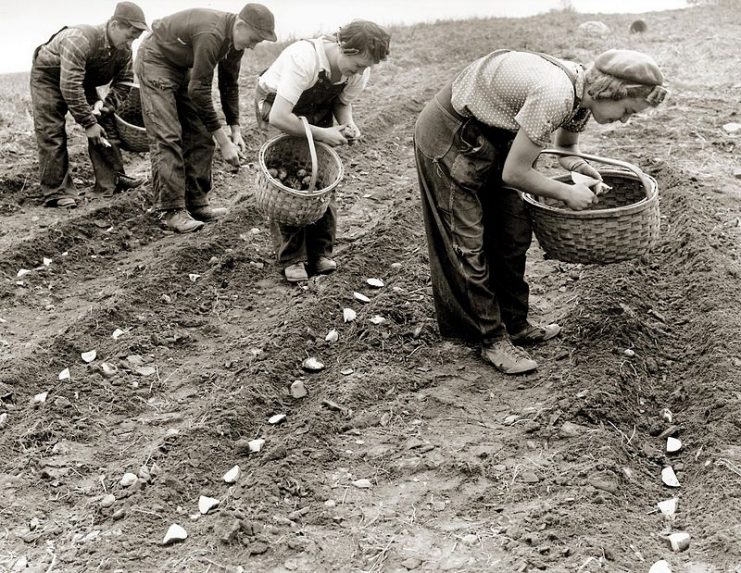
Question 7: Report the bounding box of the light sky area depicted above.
[0,0,687,74]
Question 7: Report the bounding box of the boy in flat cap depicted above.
[30,1,149,208]
[413,48,666,375]
[135,3,277,233]
[255,20,391,282]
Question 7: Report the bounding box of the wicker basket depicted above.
[113,85,149,153]
[522,150,659,264]
[255,117,343,226]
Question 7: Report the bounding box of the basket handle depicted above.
[540,148,651,187]
[299,116,318,192]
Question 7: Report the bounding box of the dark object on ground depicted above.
[630,19,648,33]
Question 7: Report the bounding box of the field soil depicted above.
[1,5,740,573]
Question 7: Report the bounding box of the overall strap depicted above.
[33,26,69,61]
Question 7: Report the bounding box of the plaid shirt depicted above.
[33,23,133,129]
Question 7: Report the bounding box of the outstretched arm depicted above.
[502,129,596,211]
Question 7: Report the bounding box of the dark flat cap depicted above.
[595,49,664,86]
[113,1,148,31]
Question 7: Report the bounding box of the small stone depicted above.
[249,541,269,555]
[101,362,118,378]
[667,437,682,453]
[111,328,124,339]
[401,557,423,570]
[461,534,478,546]
[352,479,373,489]
[623,348,636,357]
[366,278,384,288]
[100,494,116,508]
[588,473,618,494]
[324,499,336,508]
[353,292,370,303]
[120,472,138,487]
[661,408,673,423]
[188,274,201,282]
[54,396,72,409]
[112,508,126,521]
[33,392,48,405]
[340,368,354,376]
[649,560,672,573]
[58,368,70,381]
[162,523,187,545]
[0,413,7,428]
[369,315,386,325]
[29,517,40,531]
[198,495,220,515]
[666,531,690,552]
[223,465,241,484]
[81,350,97,363]
[658,425,680,439]
[343,308,356,322]
[657,497,678,517]
[325,329,339,343]
[722,122,741,134]
[559,421,585,438]
[290,380,307,399]
[661,466,680,488]
[390,262,402,270]
[248,438,265,453]
[138,466,151,482]
[302,357,324,372]
[269,414,286,425]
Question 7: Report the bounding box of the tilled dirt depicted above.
[1,5,740,573]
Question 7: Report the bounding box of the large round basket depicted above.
[255,119,343,227]
[113,85,149,153]
[522,150,659,264]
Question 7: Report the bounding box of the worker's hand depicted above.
[564,184,597,211]
[230,129,246,159]
[92,101,105,116]
[85,123,109,147]
[571,160,602,182]
[220,140,241,170]
[341,123,361,145]
[317,126,348,147]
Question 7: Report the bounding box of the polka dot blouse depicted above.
[451,50,591,147]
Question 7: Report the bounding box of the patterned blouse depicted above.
[451,50,591,147]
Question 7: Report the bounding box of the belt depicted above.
[434,81,470,123]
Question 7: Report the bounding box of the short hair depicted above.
[337,20,391,63]
[584,65,665,106]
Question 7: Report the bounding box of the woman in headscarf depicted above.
[413,49,667,374]
[256,20,391,282]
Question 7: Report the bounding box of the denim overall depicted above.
[413,53,580,344]
[256,46,346,268]
[30,25,131,201]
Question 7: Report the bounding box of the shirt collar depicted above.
[100,22,112,51]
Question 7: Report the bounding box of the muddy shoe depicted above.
[510,322,561,346]
[190,205,228,222]
[115,174,145,192]
[481,338,538,374]
[284,262,309,283]
[162,209,205,233]
[313,257,337,275]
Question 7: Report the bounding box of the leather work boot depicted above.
[162,209,205,233]
[190,205,228,222]
[284,262,309,283]
[115,174,146,192]
[313,257,337,274]
[510,322,561,346]
[481,338,538,374]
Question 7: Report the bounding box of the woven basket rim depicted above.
[258,133,343,197]
[522,168,658,220]
[113,112,146,133]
